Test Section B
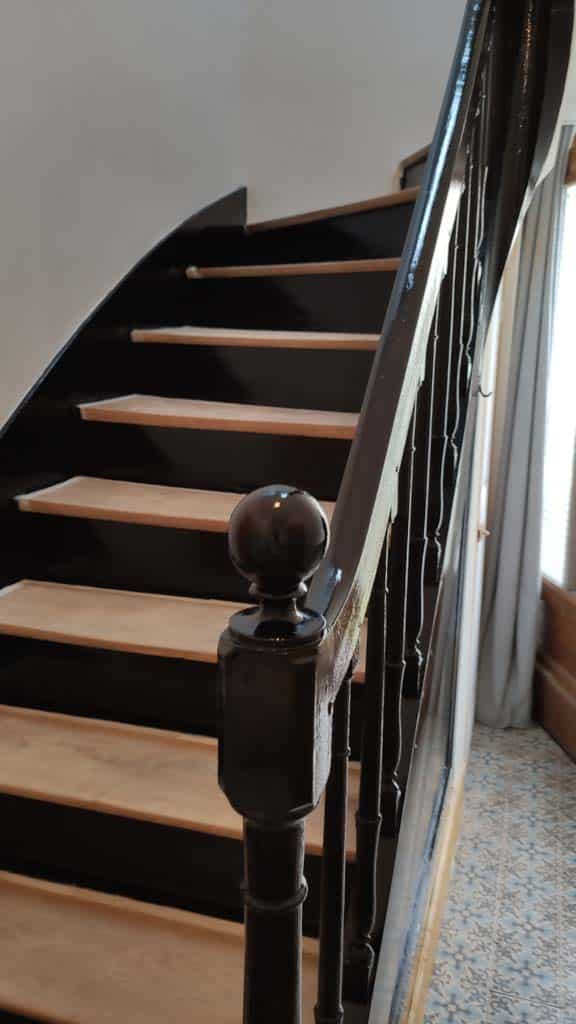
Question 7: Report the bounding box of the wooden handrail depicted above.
[217,3,574,1022]
[307,0,574,699]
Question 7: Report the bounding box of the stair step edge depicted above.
[0,580,365,679]
[185,258,400,279]
[0,869,318,1024]
[16,477,335,532]
[131,327,380,350]
[78,395,359,440]
[246,186,420,232]
[0,704,358,856]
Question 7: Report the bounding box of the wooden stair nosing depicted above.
[16,477,335,532]
[131,326,381,351]
[398,144,430,173]
[78,395,359,440]
[0,869,318,1024]
[0,580,238,664]
[0,580,366,681]
[246,187,420,233]
[0,704,359,858]
[185,258,400,279]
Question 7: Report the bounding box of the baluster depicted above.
[425,205,460,585]
[315,662,353,1024]
[463,110,484,389]
[445,135,474,496]
[403,304,439,700]
[475,63,489,290]
[343,533,390,1003]
[381,412,416,833]
[218,485,330,1024]
[460,68,489,411]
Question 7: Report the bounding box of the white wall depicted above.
[0,0,467,428]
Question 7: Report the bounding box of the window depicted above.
[541,183,576,584]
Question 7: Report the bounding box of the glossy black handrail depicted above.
[307,0,573,692]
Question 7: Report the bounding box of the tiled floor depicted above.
[424,725,576,1023]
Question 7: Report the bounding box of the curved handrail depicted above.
[308,0,574,690]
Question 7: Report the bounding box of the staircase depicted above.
[0,0,572,1020]
[0,177,413,1021]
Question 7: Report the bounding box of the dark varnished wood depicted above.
[0,0,570,1018]
[404,311,438,699]
[381,413,415,838]
[343,536,389,1003]
[217,1,574,1021]
[315,668,352,1024]
[300,0,573,746]
[425,206,460,586]
[369,346,481,1024]
[219,487,330,1024]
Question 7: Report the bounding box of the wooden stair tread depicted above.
[186,258,399,279]
[0,705,358,857]
[0,870,318,1023]
[17,477,338,532]
[247,186,420,232]
[17,477,244,532]
[0,580,366,679]
[131,326,380,350]
[0,580,242,662]
[79,395,359,439]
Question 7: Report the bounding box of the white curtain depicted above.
[476,126,574,728]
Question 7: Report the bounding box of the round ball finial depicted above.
[228,485,329,641]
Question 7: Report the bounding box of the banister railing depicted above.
[218,1,573,1021]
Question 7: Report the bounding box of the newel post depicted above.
[218,485,331,1024]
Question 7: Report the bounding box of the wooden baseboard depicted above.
[534,654,576,761]
[541,578,576,677]
[536,579,576,761]
[398,771,466,1024]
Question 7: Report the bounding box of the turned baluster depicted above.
[425,207,460,585]
[315,661,353,1024]
[455,76,489,458]
[404,305,439,700]
[445,141,474,498]
[343,531,390,1003]
[381,413,416,834]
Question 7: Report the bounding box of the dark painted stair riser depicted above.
[0,793,352,938]
[99,270,396,332]
[0,421,350,512]
[151,200,415,268]
[0,636,366,756]
[0,185,416,953]
[2,514,262,601]
[11,343,372,413]
[79,424,352,499]
[129,344,374,412]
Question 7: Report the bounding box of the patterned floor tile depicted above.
[491,953,559,1005]
[423,724,575,1024]
[424,985,485,1023]
[486,992,561,1023]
